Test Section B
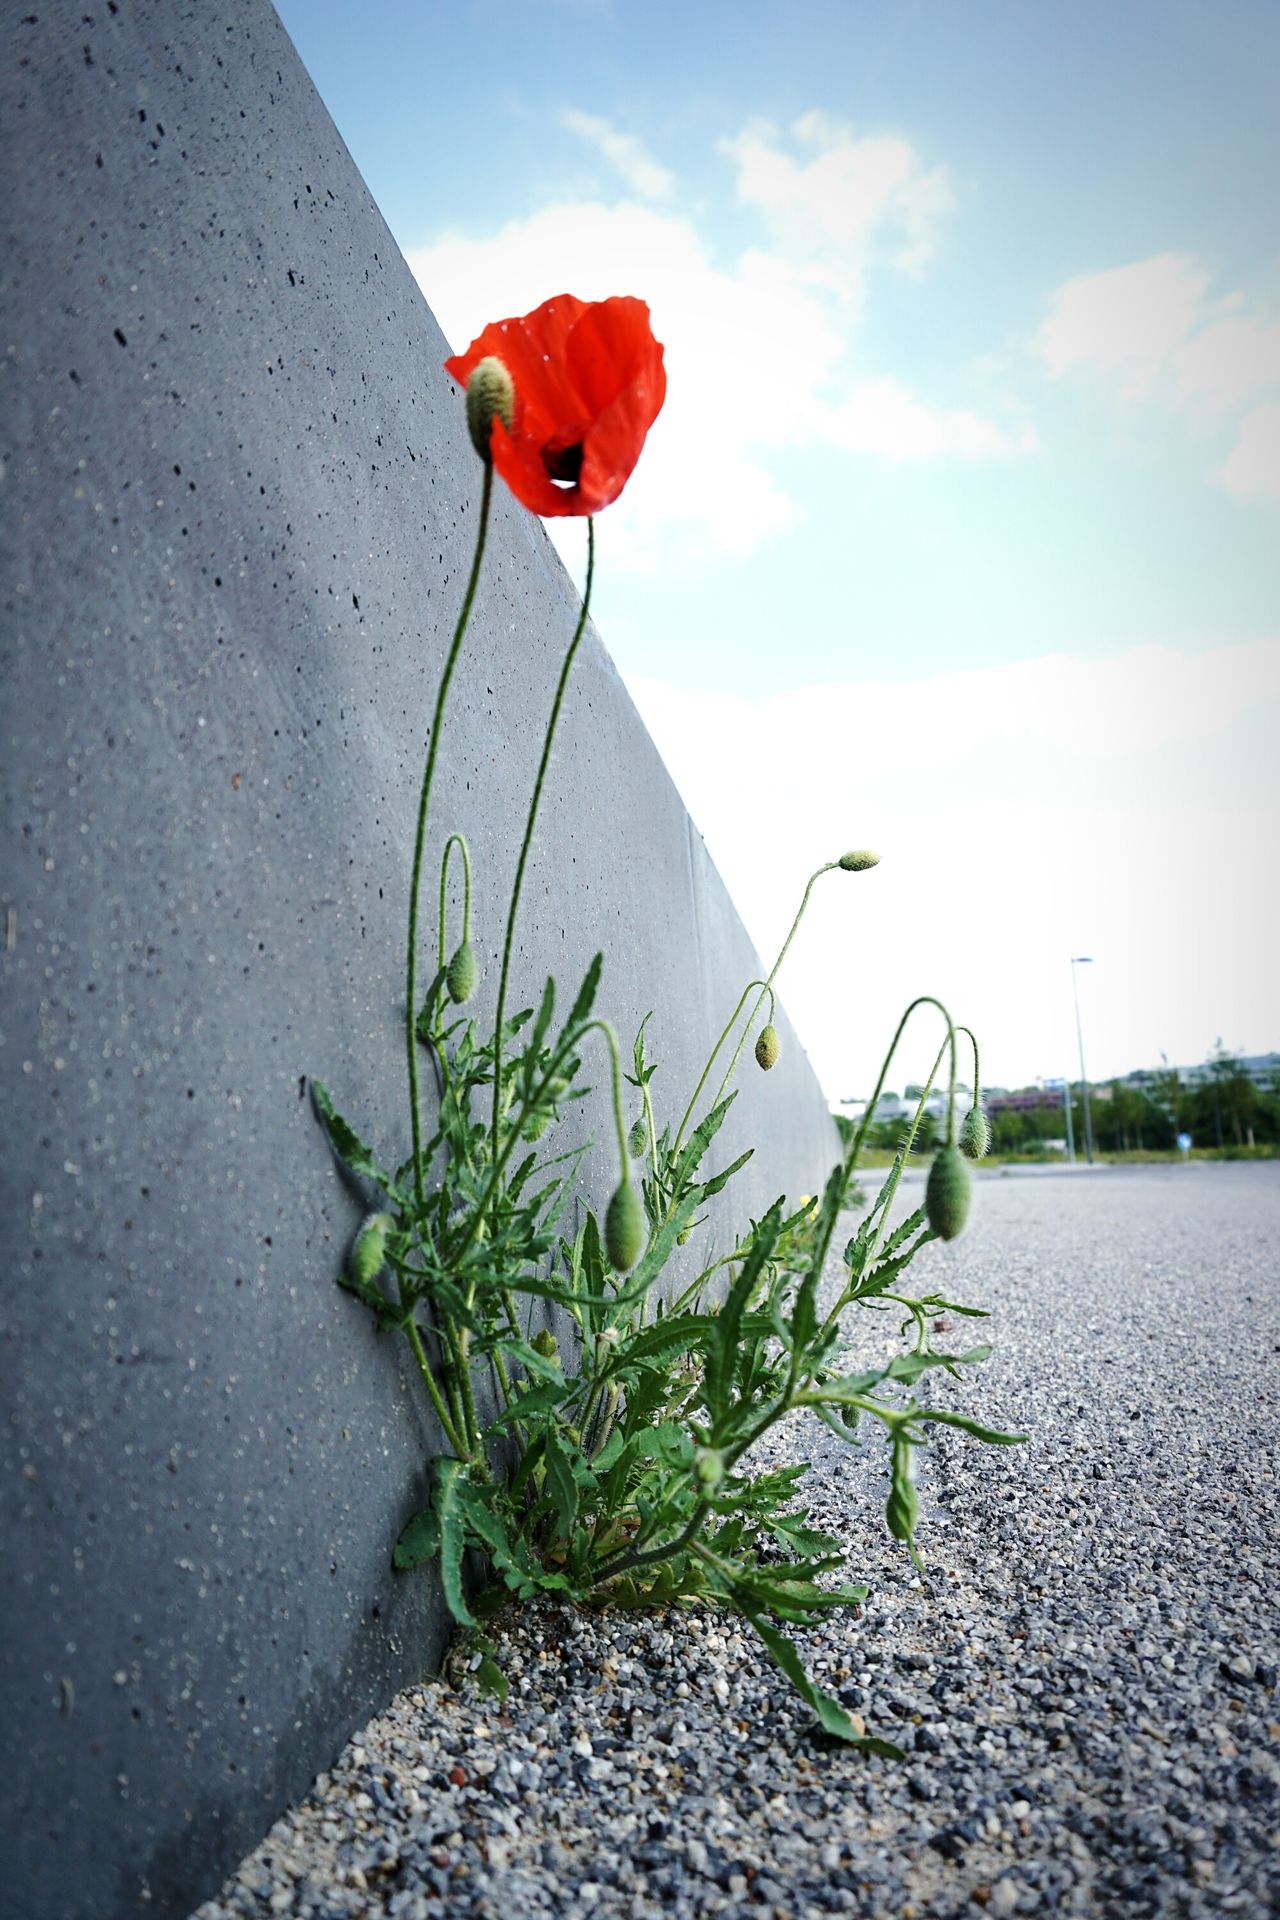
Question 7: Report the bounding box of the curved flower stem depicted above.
[406,462,494,1208]
[580,1018,631,1179]
[672,980,774,1157]
[957,1023,981,1108]
[490,516,596,1177]
[808,995,958,1291]
[437,832,473,969]
[857,1032,948,1276]
[687,862,837,1152]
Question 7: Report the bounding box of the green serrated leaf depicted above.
[476,1655,509,1702]
[497,1335,566,1387]
[483,1380,566,1434]
[745,1611,902,1754]
[874,1204,928,1263]
[311,1081,391,1190]
[392,1508,440,1570]
[696,1147,754,1203]
[922,1408,1027,1445]
[705,1202,784,1425]
[669,1095,735,1197]
[433,1458,477,1627]
[541,1429,579,1542]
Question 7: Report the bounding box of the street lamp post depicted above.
[1071,956,1095,1165]
[1060,1077,1076,1163]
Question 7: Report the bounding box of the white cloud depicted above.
[1216,401,1280,498]
[828,376,1036,460]
[1038,254,1210,393]
[407,116,1029,564]
[560,109,675,200]
[1038,253,1280,495]
[626,640,1280,1103]
[721,111,954,305]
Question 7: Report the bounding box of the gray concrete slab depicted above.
[0,6,838,1916]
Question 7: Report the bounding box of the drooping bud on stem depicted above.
[627,1116,649,1160]
[465,356,516,462]
[755,1024,780,1072]
[838,849,880,872]
[446,939,478,1005]
[959,1105,991,1160]
[349,1211,393,1288]
[955,1025,987,1158]
[925,1142,971,1241]
[605,1180,644,1271]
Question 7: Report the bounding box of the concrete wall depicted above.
[0,6,839,1916]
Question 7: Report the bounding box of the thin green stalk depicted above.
[672,980,773,1155]
[491,518,596,1176]
[957,1023,981,1108]
[405,1318,469,1458]
[808,994,955,1285]
[588,1497,710,1588]
[406,462,494,1207]
[437,833,473,968]
[581,1018,631,1177]
[817,1035,949,1346]
[705,863,838,1130]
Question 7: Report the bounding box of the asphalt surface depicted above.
[194,1162,1280,1920]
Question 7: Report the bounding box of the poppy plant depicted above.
[445,294,666,517]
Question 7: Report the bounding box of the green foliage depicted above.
[317,954,1020,1750]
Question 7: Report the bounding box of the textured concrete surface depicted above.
[0,6,838,1918]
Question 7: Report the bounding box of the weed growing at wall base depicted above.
[312,292,1024,1750]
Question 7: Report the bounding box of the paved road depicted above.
[196,1163,1280,1920]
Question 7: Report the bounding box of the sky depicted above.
[276,0,1279,1106]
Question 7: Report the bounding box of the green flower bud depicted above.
[627,1116,648,1160]
[520,1108,551,1143]
[531,1328,559,1360]
[445,940,478,1005]
[754,1024,780,1071]
[838,849,880,872]
[959,1105,991,1161]
[604,1180,644,1271]
[925,1143,971,1241]
[349,1211,393,1287]
[694,1446,726,1490]
[465,355,515,461]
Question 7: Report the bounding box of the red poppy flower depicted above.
[445,294,666,517]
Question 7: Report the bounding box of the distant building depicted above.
[1121,1052,1279,1093]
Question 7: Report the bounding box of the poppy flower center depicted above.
[542,438,585,487]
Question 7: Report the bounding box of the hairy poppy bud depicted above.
[627,1116,648,1160]
[446,940,478,1005]
[925,1143,971,1241]
[531,1328,559,1360]
[521,1108,551,1143]
[755,1024,780,1071]
[838,849,880,872]
[465,355,515,461]
[694,1446,726,1490]
[604,1181,644,1271]
[959,1105,991,1161]
[349,1212,393,1288]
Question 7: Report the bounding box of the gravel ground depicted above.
[193,1162,1280,1920]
